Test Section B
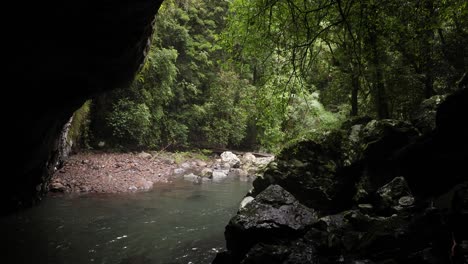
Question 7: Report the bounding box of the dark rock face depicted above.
[397,89,468,201]
[220,185,319,263]
[411,95,447,134]
[3,1,163,214]
[215,89,468,264]
[374,176,414,215]
[252,135,367,214]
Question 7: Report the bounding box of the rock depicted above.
[221,151,241,168]
[183,173,199,180]
[361,120,420,190]
[349,124,363,142]
[229,168,248,178]
[315,213,346,233]
[141,180,153,189]
[396,89,468,201]
[411,94,448,135]
[49,182,66,192]
[128,186,137,191]
[253,156,274,167]
[252,140,357,213]
[239,196,254,210]
[180,162,191,169]
[173,168,186,175]
[398,196,415,207]
[212,169,229,180]
[79,186,90,192]
[242,153,257,164]
[98,141,106,147]
[375,177,413,214]
[196,160,207,167]
[358,204,374,214]
[200,168,213,178]
[137,151,152,159]
[224,185,319,261]
[160,157,175,165]
[239,240,318,264]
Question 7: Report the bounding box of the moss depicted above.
[68,100,92,149]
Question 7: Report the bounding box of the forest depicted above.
[1,1,467,264]
[69,0,467,154]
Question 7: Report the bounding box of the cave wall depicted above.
[3,0,164,214]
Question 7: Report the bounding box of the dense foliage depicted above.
[81,0,466,153]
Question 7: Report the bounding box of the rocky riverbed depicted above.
[49,151,274,194]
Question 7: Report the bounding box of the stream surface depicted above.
[0,178,252,264]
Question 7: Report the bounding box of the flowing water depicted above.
[0,178,252,264]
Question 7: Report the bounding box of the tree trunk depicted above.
[422,0,435,98]
[351,74,359,116]
[369,27,390,119]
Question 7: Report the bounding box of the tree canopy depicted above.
[72,0,467,153]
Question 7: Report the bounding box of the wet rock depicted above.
[183,173,199,180]
[212,169,229,180]
[240,240,318,264]
[49,182,66,192]
[224,185,319,261]
[239,196,254,210]
[201,168,213,178]
[229,168,248,178]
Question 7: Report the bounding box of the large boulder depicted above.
[396,89,468,200]
[360,119,420,191]
[223,185,319,262]
[238,238,319,264]
[252,140,358,213]
[221,151,241,168]
[374,177,414,215]
[411,95,448,134]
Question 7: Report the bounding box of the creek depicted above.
[0,178,252,264]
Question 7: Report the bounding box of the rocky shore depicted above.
[49,151,274,194]
[49,152,175,193]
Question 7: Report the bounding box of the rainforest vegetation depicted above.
[72,0,467,154]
